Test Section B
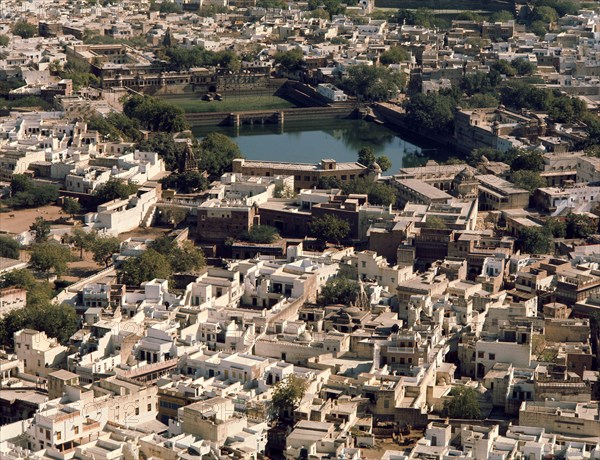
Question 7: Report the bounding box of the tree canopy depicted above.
[310,214,351,244]
[199,132,243,178]
[149,236,207,273]
[517,227,553,254]
[565,213,597,239]
[165,46,241,72]
[274,49,305,73]
[341,64,405,102]
[272,374,308,423]
[94,179,139,205]
[13,21,37,39]
[123,95,189,133]
[404,92,456,134]
[118,249,173,286]
[510,170,546,194]
[320,276,360,305]
[62,198,82,218]
[30,217,51,243]
[443,386,482,419]
[91,236,121,267]
[8,175,59,209]
[0,236,20,259]
[29,242,72,278]
[380,46,410,65]
[240,225,279,244]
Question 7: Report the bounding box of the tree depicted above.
[463,93,499,109]
[86,113,142,143]
[170,241,206,273]
[310,215,350,245]
[9,175,59,209]
[199,132,243,178]
[149,235,206,273]
[546,218,566,238]
[510,170,546,194]
[342,64,405,102]
[12,21,37,39]
[257,0,285,7]
[307,0,345,17]
[376,155,392,173]
[161,171,208,193]
[0,269,53,309]
[29,242,71,278]
[531,6,558,24]
[530,20,548,37]
[511,58,536,76]
[358,147,376,167]
[271,374,308,423]
[273,49,305,73]
[30,217,51,243]
[366,182,396,206]
[489,10,514,22]
[159,1,182,13]
[461,71,502,96]
[62,197,81,218]
[94,179,139,204]
[491,60,516,78]
[511,150,545,172]
[26,302,79,345]
[320,277,359,305]
[404,92,456,134]
[91,236,120,267]
[240,225,279,244]
[159,206,188,227]
[0,302,78,348]
[426,216,448,230]
[0,35,9,47]
[11,174,32,194]
[123,95,189,133]
[443,387,481,419]
[517,227,553,254]
[119,249,172,286]
[566,213,597,239]
[1,269,39,291]
[69,228,96,260]
[138,132,187,172]
[395,8,447,28]
[380,46,410,65]
[0,236,20,259]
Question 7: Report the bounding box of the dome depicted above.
[457,167,475,181]
[297,331,313,342]
[370,162,382,173]
[345,306,364,318]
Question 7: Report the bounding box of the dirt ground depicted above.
[61,251,106,283]
[0,205,66,234]
[117,226,173,241]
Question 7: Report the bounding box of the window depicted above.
[477,351,484,358]
[489,353,496,360]
[135,408,140,416]
[74,426,79,435]
[148,403,152,411]
[56,431,61,441]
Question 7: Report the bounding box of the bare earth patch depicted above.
[0,205,66,234]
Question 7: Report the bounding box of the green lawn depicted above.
[164,95,297,113]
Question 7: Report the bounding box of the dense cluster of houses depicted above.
[1,0,600,459]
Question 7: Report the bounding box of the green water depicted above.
[193,119,443,174]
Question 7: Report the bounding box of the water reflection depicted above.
[193,119,437,173]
